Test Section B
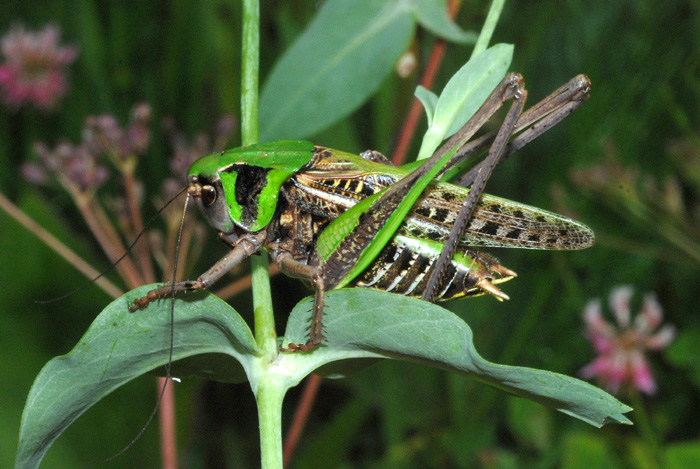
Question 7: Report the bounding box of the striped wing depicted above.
[291,149,594,251]
[406,182,595,249]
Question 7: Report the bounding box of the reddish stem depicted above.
[123,168,156,283]
[214,263,280,300]
[158,378,177,469]
[0,191,123,298]
[391,0,462,166]
[283,374,322,468]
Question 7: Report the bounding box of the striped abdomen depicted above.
[354,235,513,301]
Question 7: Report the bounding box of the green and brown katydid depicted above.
[131,73,594,351]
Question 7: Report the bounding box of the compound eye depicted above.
[201,185,217,207]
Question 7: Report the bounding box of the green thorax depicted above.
[187,140,315,232]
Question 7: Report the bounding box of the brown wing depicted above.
[288,148,594,251]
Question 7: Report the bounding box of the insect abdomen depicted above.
[354,235,513,301]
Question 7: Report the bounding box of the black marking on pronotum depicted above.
[35,185,189,305]
[225,163,272,221]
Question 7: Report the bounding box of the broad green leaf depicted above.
[413,0,478,44]
[284,289,632,427]
[16,286,257,469]
[415,84,438,127]
[260,0,414,140]
[417,43,513,159]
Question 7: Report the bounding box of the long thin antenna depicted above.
[103,191,191,462]
[36,185,189,304]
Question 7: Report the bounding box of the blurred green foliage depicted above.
[1,0,699,467]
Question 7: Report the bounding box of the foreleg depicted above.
[130,231,266,311]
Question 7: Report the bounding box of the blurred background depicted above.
[1,0,699,467]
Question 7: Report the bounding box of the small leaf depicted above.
[442,43,513,137]
[260,0,415,140]
[417,43,513,160]
[284,289,632,427]
[412,0,478,44]
[415,85,438,128]
[16,286,257,469]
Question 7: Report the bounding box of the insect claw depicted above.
[280,338,318,353]
[491,264,517,278]
[476,278,510,301]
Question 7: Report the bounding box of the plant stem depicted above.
[241,0,259,146]
[283,374,322,467]
[391,0,462,166]
[241,1,284,468]
[470,0,506,59]
[256,375,286,469]
[122,167,156,283]
[241,0,276,355]
[0,191,123,299]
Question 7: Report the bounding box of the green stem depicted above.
[256,376,286,469]
[470,0,506,59]
[241,0,259,146]
[241,0,276,355]
[241,1,284,467]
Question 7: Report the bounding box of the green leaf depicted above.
[415,85,438,128]
[412,0,478,44]
[259,0,414,140]
[442,43,514,137]
[16,286,257,469]
[417,43,513,160]
[284,289,632,427]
